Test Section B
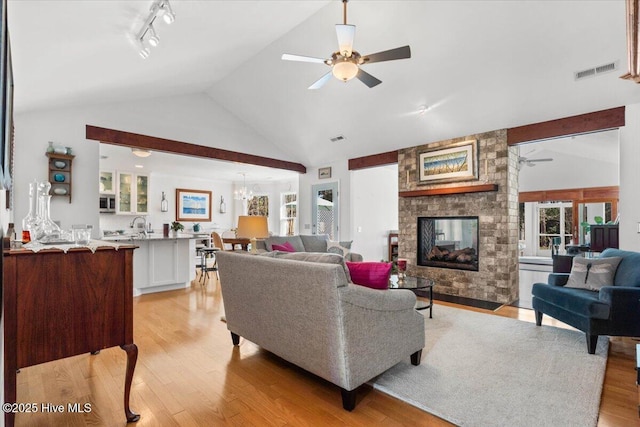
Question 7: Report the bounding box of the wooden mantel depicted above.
[399,184,499,197]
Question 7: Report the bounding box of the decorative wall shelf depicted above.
[399,184,499,198]
[46,152,75,203]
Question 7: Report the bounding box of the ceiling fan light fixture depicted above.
[332,59,359,82]
[281,0,410,89]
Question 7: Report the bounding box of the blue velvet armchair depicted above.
[531,248,640,354]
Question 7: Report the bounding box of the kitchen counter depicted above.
[101,232,200,242]
[100,233,200,295]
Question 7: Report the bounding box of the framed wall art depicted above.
[176,188,212,222]
[318,167,332,179]
[247,195,269,217]
[418,139,478,184]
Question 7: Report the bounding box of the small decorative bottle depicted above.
[46,141,55,153]
[161,191,169,212]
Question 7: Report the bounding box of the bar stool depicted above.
[199,247,219,284]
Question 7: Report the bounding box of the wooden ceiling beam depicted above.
[348,150,398,170]
[507,107,625,145]
[86,125,307,174]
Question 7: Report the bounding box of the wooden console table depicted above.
[3,245,140,426]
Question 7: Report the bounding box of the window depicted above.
[280,192,297,236]
[536,201,572,255]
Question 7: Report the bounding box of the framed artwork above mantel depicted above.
[417,139,478,185]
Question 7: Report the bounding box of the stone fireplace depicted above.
[398,129,519,304]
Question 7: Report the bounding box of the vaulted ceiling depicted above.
[8,1,640,168]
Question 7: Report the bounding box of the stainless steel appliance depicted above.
[99,194,116,213]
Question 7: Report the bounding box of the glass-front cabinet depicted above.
[99,170,115,194]
[116,171,148,215]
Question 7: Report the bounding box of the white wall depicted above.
[12,93,295,237]
[351,165,398,261]
[232,179,299,235]
[619,102,640,250]
[518,141,618,192]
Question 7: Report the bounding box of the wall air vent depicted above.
[574,61,618,81]
[330,135,346,143]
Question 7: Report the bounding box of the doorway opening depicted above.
[311,182,339,239]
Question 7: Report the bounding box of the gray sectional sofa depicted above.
[216,251,425,410]
[255,234,363,262]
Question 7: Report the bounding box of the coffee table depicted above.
[389,275,434,318]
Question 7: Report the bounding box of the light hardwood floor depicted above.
[13,274,639,426]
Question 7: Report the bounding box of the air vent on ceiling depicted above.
[574,61,618,81]
[330,135,346,143]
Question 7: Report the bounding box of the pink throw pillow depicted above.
[272,241,296,252]
[346,262,392,290]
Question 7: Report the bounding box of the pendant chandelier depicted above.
[234,173,253,201]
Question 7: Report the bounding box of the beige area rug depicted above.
[371,305,608,427]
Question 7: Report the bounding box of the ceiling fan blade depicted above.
[362,45,411,64]
[308,72,333,90]
[336,24,356,57]
[355,68,382,88]
[282,54,327,64]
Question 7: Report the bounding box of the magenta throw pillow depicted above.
[272,241,296,252]
[346,262,392,289]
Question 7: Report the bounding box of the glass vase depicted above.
[21,181,40,243]
[36,182,61,241]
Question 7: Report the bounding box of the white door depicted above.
[311,182,339,239]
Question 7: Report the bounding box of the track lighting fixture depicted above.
[139,45,150,59]
[147,25,159,47]
[161,1,175,24]
[135,0,175,59]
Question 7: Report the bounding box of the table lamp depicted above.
[236,215,269,253]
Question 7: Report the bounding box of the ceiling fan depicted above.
[518,156,553,167]
[281,0,411,89]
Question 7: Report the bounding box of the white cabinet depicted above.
[133,238,195,294]
[116,171,149,215]
[149,239,178,287]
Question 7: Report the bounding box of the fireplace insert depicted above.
[417,216,479,271]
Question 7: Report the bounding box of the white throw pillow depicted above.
[327,240,352,258]
[565,256,622,291]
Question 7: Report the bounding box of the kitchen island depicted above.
[102,233,199,295]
